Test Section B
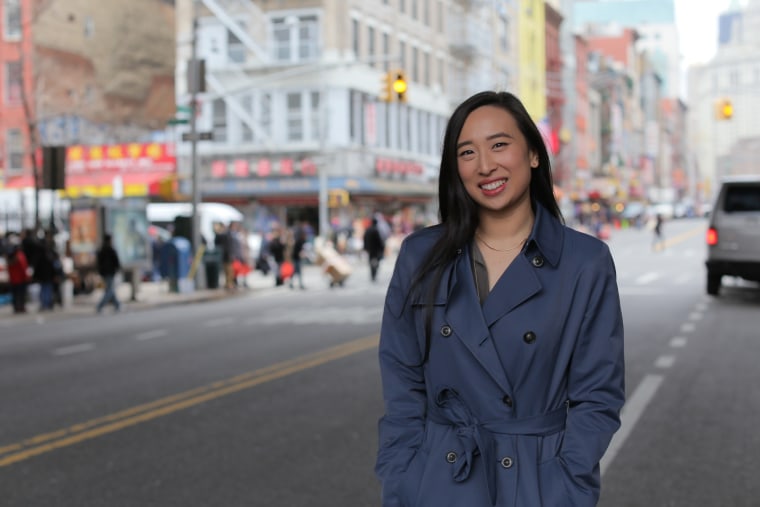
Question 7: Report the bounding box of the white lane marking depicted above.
[52,343,95,356]
[635,272,660,285]
[136,329,168,341]
[601,374,664,476]
[655,355,676,369]
[204,317,234,328]
[688,312,703,321]
[680,322,696,333]
[670,336,688,348]
[695,302,708,312]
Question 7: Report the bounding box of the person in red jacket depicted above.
[7,242,30,314]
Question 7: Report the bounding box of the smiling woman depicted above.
[375,91,625,507]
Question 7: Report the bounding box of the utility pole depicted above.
[189,0,202,287]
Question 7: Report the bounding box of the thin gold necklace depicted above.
[476,232,528,253]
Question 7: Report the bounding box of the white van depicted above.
[146,202,244,249]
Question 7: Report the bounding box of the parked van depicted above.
[146,202,244,249]
[705,176,760,295]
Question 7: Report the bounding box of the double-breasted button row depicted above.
[446,451,457,463]
[500,456,514,468]
[440,325,452,337]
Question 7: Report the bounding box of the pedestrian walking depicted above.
[289,224,307,290]
[95,234,122,313]
[268,225,287,286]
[363,217,385,282]
[375,91,625,507]
[652,213,664,251]
[33,238,59,311]
[6,239,30,314]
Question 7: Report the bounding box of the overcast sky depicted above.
[674,0,740,67]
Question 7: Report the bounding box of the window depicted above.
[352,18,360,58]
[724,185,760,213]
[5,61,22,104]
[310,91,320,142]
[3,0,21,40]
[241,95,253,142]
[382,32,390,71]
[412,47,419,82]
[228,28,245,63]
[84,16,95,38]
[399,41,406,70]
[412,0,418,19]
[368,26,375,66]
[423,51,430,86]
[6,128,24,171]
[272,14,319,63]
[287,92,303,141]
[259,93,272,140]
[212,99,227,142]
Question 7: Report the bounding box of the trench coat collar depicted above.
[479,203,564,325]
[444,246,513,393]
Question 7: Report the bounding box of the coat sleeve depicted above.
[375,240,427,507]
[560,243,625,506]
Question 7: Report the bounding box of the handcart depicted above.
[314,238,352,287]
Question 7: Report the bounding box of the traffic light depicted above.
[716,98,733,120]
[391,70,408,102]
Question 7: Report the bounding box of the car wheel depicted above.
[707,272,721,296]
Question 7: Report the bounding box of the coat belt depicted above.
[428,388,567,506]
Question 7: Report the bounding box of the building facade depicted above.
[0,0,176,207]
[174,0,520,235]
[687,0,760,204]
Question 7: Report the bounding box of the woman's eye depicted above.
[492,142,507,149]
[458,149,474,157]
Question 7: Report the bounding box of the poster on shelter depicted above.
[69,207,99,267]
[108,206,150,267]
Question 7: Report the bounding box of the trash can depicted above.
[204,250,221,289]
[160,237,192,293]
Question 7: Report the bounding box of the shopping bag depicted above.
[280,261,294,280]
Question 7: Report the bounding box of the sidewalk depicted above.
[0,259,358,322]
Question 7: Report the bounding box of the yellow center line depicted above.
[0,334,379,467]
[662,223,706,249]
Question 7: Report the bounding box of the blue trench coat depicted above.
[376,204,625,507]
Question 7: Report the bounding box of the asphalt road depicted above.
[2,218,759,506]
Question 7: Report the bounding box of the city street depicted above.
[2,219,760,506]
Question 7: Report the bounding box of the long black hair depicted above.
[409,91,563,359]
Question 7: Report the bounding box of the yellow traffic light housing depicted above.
[392,71,408,102]
[380,71,393,103]
[716,98,733,120]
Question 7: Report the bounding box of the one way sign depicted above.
[182,131,214,142]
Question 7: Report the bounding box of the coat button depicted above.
[446,451,458,463]
[523,331,536,344]
[531,256,544,268]
[502,394,513,407]
[456,248,462,255]
[500,456,514,468]
[440,325,452,337]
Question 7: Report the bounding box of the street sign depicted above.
[181,131,213,142]
[167,118,189,125]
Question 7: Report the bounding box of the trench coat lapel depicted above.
[444,248,513,393]
[481,254,542,327]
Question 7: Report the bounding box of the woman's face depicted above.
[456,105,538,217]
